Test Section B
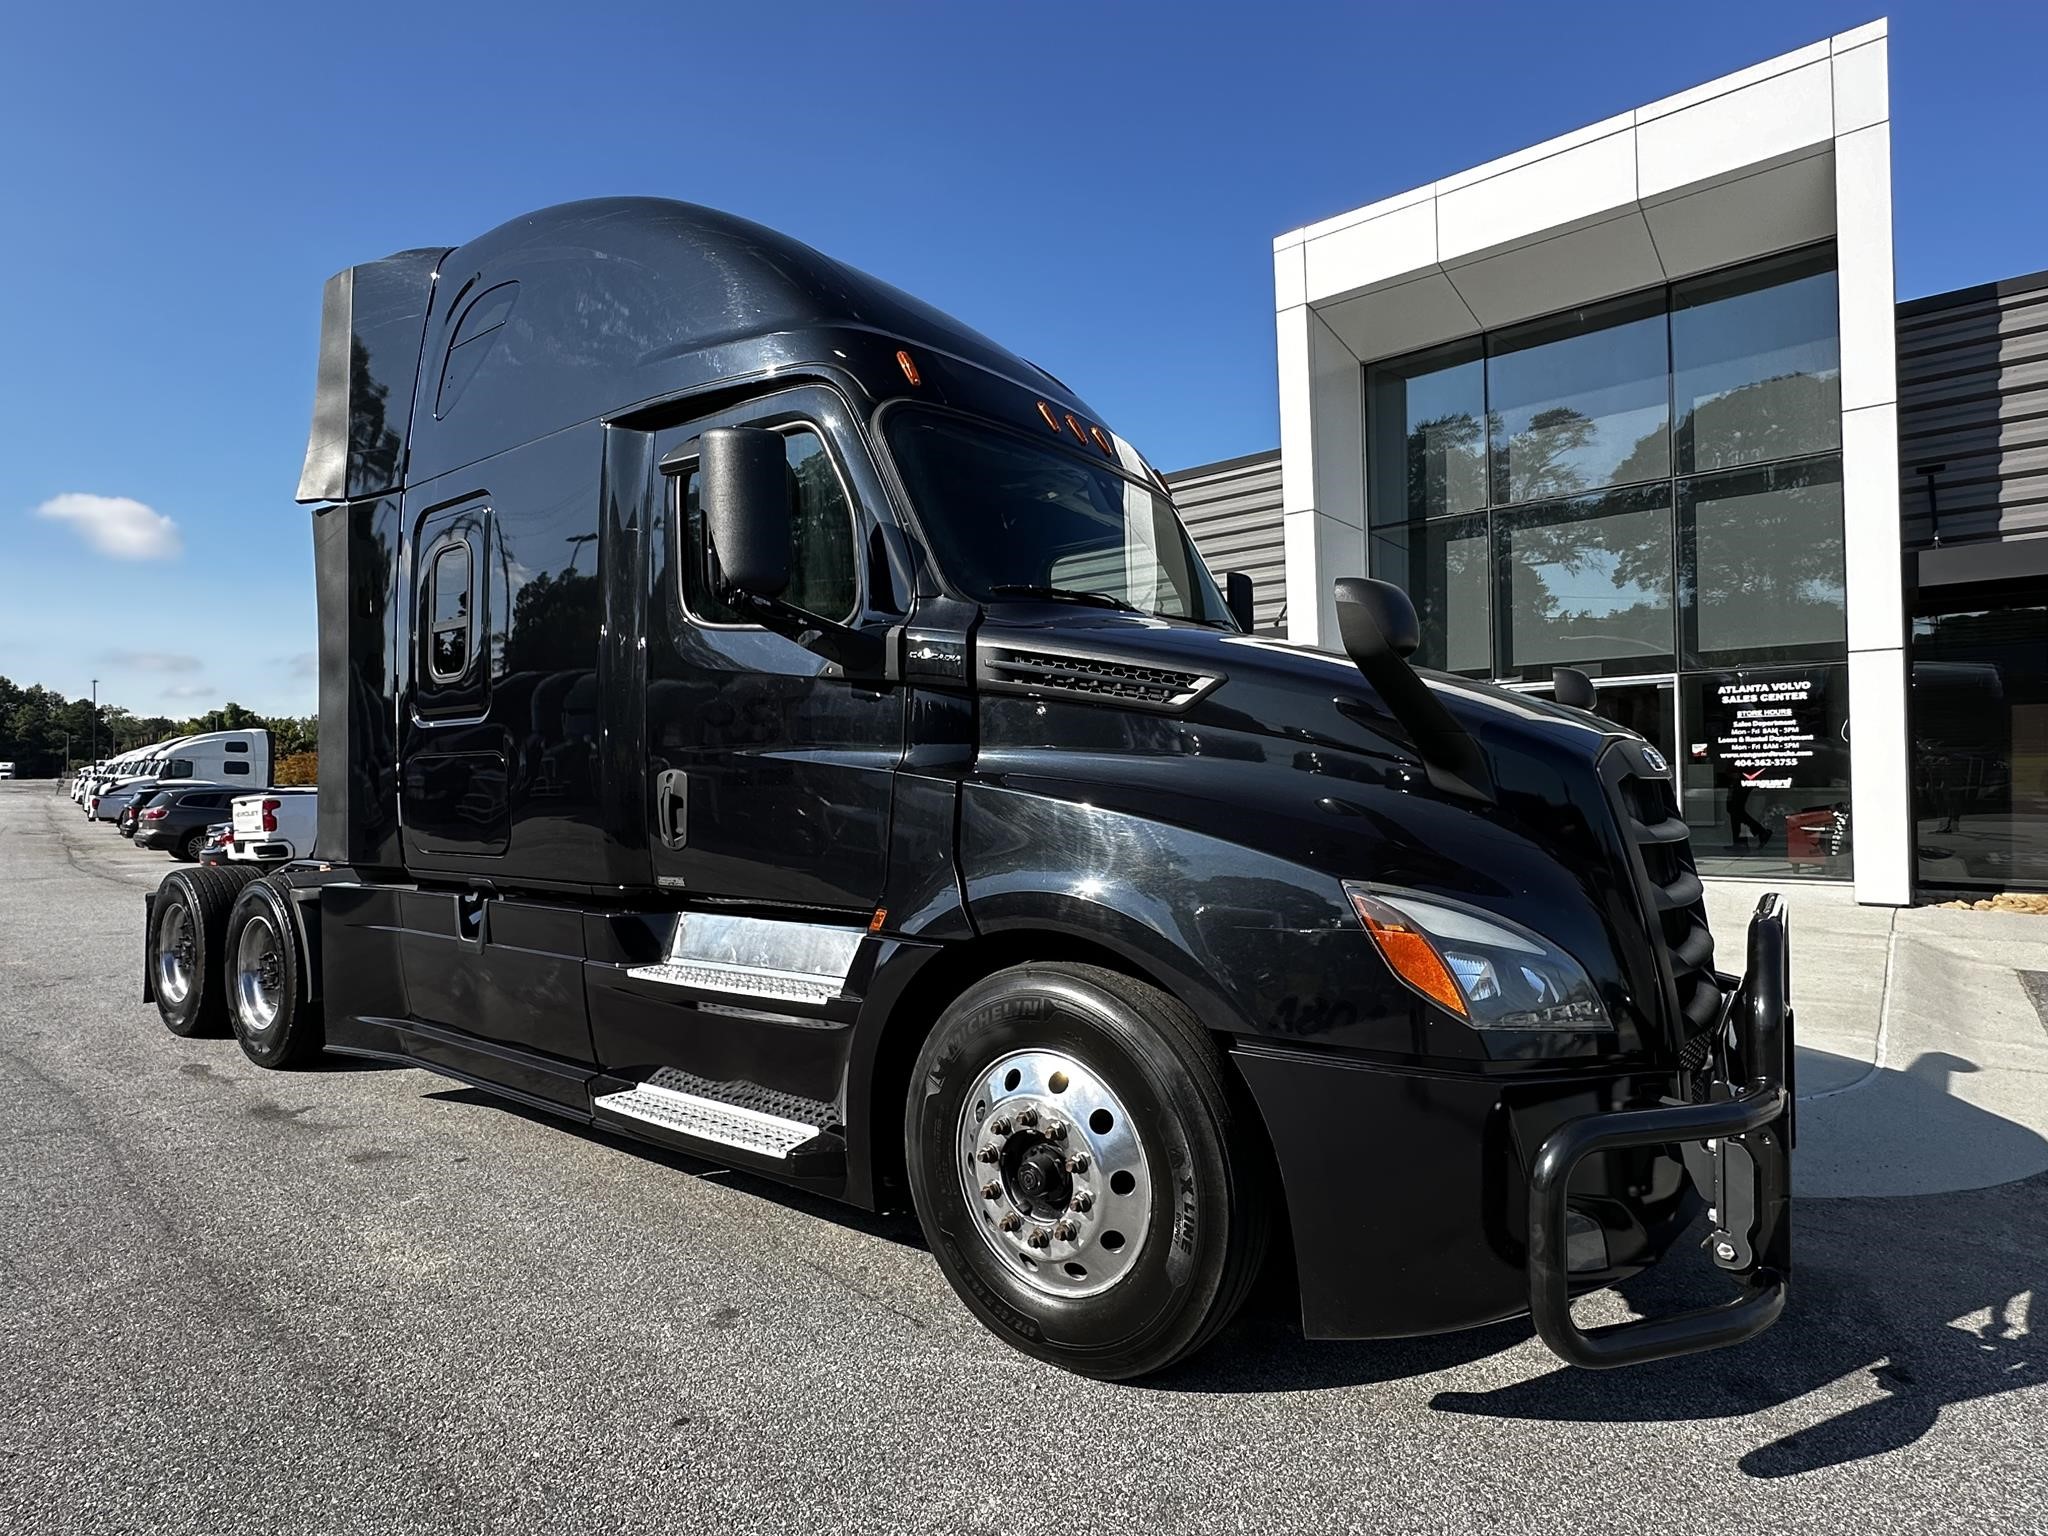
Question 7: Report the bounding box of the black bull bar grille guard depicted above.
[1528,892,1793,1368]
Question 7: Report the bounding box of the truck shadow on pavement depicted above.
[1423,1047,2044,1480]
[414,1054,2039,1477]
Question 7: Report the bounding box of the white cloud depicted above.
[102,649,202,674]
[163,683,215,701]
[35,492,183,560]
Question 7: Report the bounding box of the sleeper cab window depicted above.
[427,539,475,681]
[680,427,858,625]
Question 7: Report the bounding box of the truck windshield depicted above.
[884,406,1232,626]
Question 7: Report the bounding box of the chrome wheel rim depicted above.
[156,903,194,1005]
[234,913,285,1035]
[956,1048,1152,1299]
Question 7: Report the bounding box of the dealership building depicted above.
[1171,18,2046,906]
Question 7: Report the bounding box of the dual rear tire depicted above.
[150,868,322,1066]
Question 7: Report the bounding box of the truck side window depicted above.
[681,427,857,625]
[427,541,474,681]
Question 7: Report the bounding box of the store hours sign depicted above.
[1709,675,1825,790]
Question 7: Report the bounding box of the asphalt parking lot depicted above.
[2,780,2042,1535]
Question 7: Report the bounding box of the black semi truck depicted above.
[144,199,1791,1379]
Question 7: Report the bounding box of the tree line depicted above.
[0,676,316,779]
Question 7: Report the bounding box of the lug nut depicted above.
[998,1212,1023,1233]
[1042,1119,1067,1141]
[1069,1191,1093,1213]
[977,1145,1000,1164]
[1065,1152,1090,1174]
[981,1182,1001,1201]
[1026,1226,1052,1250]
[989,1117,1011,1137]
[1018,1107,1040,1128]
[1052,1221,1078,1243]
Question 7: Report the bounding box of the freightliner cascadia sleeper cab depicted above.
[144,199,1793,1378]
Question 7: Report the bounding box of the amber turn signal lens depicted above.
[1348,890,1468,1018]
[1036,400,1062,432]
[895,349,921,386]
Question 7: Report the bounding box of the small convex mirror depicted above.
[699,427,792,600]
[1224,571,1255,632]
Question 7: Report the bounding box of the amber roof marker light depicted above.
[1036,400,1062,433]
[1089,424,1116,457]
[895,349,921,387]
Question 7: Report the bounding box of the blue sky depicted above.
[2,2,2040,719]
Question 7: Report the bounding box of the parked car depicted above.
[0,761,16,779]
[134,787,245,862]
[94,776,175,825]
[116,791,159,836]
[195,822,235,866]
[228,789,316,863]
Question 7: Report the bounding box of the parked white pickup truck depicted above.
[229,788,317,863]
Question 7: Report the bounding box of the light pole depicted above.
[90,678,98,765]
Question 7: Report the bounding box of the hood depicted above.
[972,608,1679,1059]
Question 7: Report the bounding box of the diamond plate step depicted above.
[593,1067,821,1159]
[623,959,842,1006]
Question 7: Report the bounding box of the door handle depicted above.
[655,769,688,849]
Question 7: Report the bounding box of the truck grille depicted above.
[976,643,1221,713]
[1604,745,1721,1070]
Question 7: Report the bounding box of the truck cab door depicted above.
[644,385,906,913]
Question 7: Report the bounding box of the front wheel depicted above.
[905,962,1269,1380]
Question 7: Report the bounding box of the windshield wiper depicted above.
[988,584,1143,615]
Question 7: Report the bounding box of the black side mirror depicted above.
[1332,576,1491,804]
[1332,576,1419,662]
[1551,666,1597,710]
[700,427,791,599]
[1224,571,1256,632]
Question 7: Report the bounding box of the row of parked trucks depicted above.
[139,198,1793,1380]
[70,730,315,864]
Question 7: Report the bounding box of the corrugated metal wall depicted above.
[1896,268,2048,548]
[1166,450,1286,631]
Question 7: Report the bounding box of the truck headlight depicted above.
[1343,883,1611,1031]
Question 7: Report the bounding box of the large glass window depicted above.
[1496,485,1673,679]
[1369,514,1490,675]
[1679,456,1846,669]
[1367,339,1486,525]
[1912,603,2048,891]
[1486,293,1669,505]
[1363,245,1851,874]
[1672,251,1840,474]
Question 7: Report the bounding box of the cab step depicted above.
[593,1067,826,1160]
[622,913,862,1006]
[622,959,842,1006]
